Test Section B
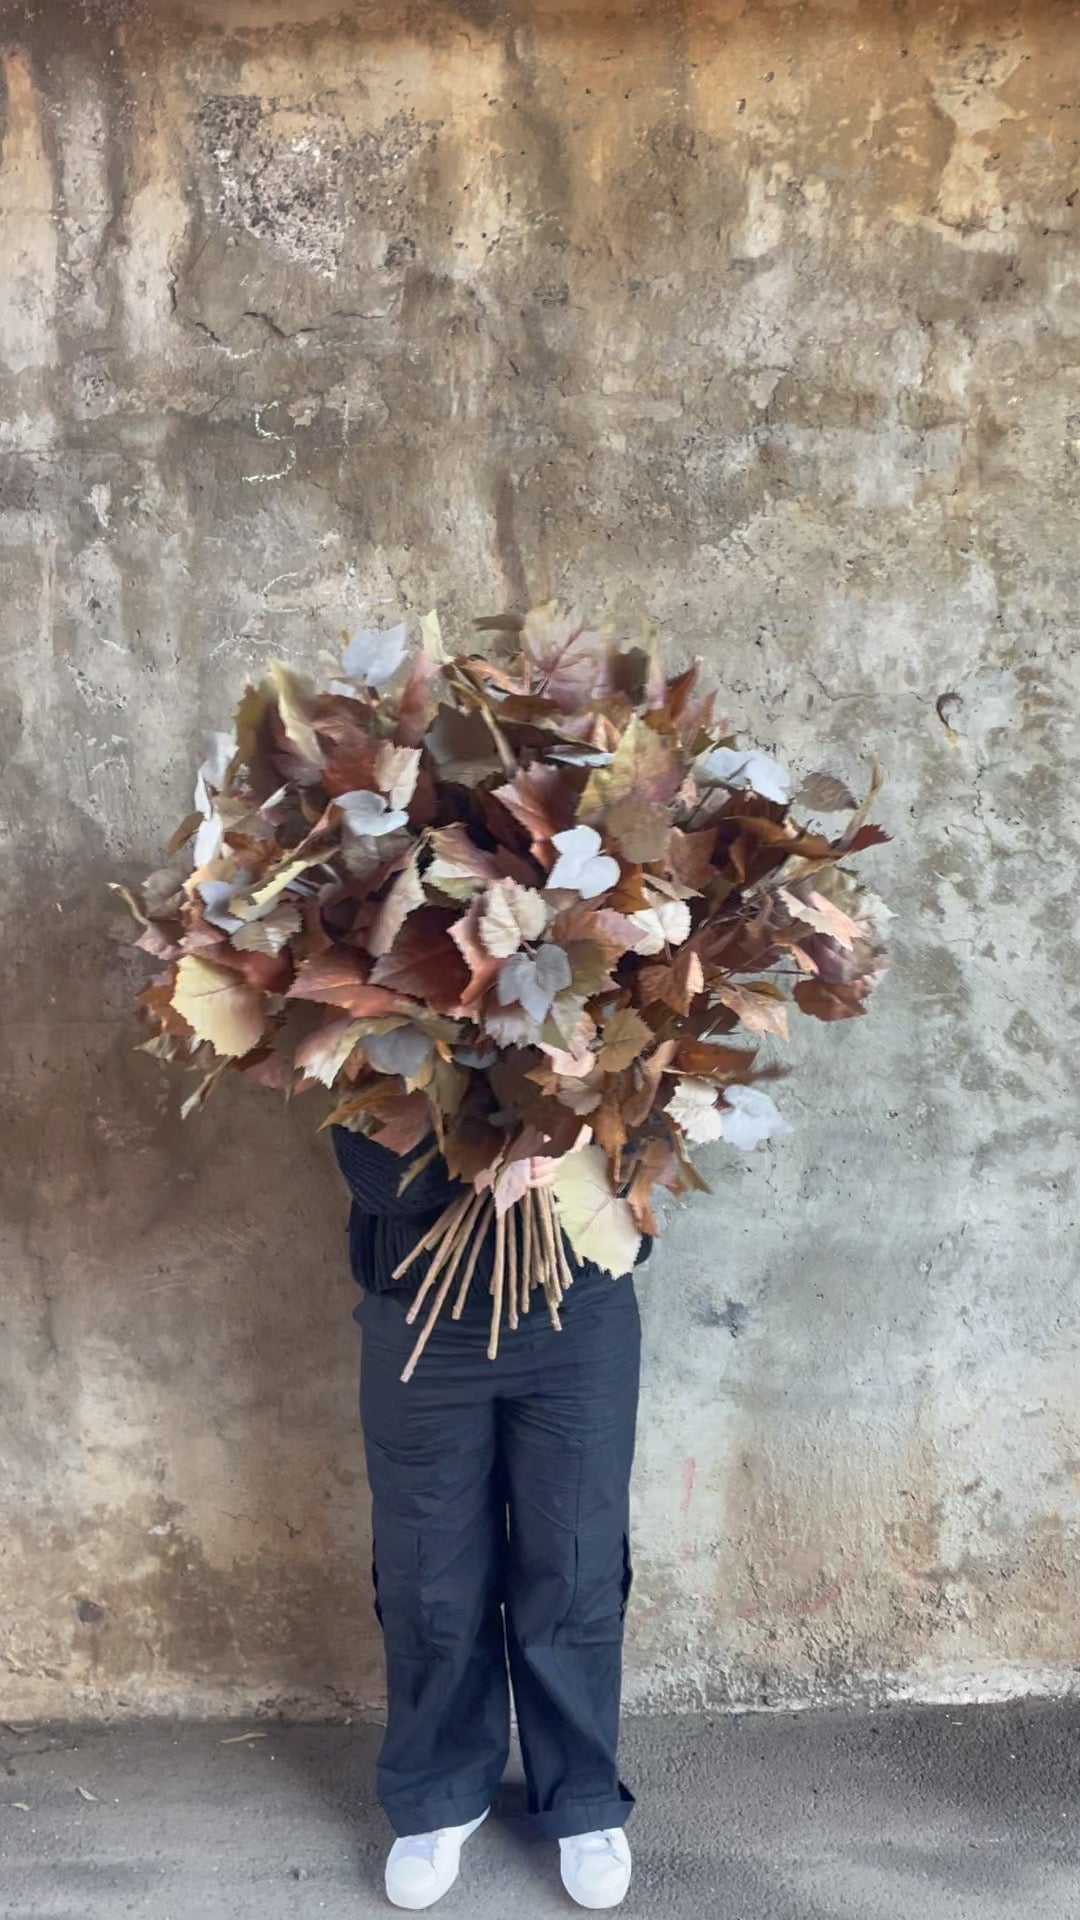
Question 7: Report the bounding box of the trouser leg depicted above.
[500,1277,641,1840]
[357,1289,508,1836]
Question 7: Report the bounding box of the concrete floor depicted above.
[1,1703,1077,1919]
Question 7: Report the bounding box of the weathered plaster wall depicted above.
[2,0,1078,1719]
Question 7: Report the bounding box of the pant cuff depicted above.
[532,1787,635,1840]
[381,1789,494,1839]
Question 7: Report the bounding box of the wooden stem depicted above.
[488,1206,507,1361]
[390,1193,465,1282]
[506,1198,519,1332]
[403,1193,472,1321]
[520,1187,533,1316]
[451,1195,494,1319]
[407,1189,483,1326]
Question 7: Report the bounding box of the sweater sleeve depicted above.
[331,1125,464,1218]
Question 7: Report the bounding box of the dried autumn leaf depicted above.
[370,906,471,1011]
[268,661,323,767]
[491,764,575,852]
[797,771,858,812]
[426,825,503,900]
[552,1144,641,1277]
[172,955,267,1059]
[497,945,572,1022]
[627,898,692,955]
[341,623,407,686]
[368,851,425,958]
[286,951,405,1017]
[666,1077,726,1141]
[779,886,862,951]
[719,1084,792,1149]
[294,1016,367,1086]
[598,1007,654,1073]
[579,713,683,819]
[479,877,549,957]
[546,825,620,899]
[521,603,617,711]
[793,977,872,1021]
[639,946,705,1015]
[711,982,790,1039]
[374,741,421,810]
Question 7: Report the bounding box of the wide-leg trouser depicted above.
[355,1267,641,1840]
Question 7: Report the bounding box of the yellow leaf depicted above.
[172,956,266,1058]
[552,1144,641,1277]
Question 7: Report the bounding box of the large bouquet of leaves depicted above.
[118,604,889,1377]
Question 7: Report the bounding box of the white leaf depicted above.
[197,875,251,933]
[479,878,549,957]
[626,899,692,955]
[666,1078,726,1142]
[552,1144,641,1277]
[497,944,572,1023]
[719,1084,793,1151]
[341,622,407,685]
[194,731,235,816]
[335,790,409,837]
[362,1024,434,1077]
[697,745,792,806]
[546,825,620,900]
[193,812,224,869]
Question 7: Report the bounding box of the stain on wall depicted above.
[1,0,1078,1718]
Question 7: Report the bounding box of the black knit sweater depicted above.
[332,1126,651,1302]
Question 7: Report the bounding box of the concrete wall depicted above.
[2,0,1078,1720]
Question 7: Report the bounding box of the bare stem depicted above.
[506,1198,519,1331]
[520,1187,533,1316]
[391,1193,466,1282]
[403,1194,471,1320]
[488,1207,507,1361]
[451,1195,494,1319]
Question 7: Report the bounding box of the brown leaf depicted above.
[579,714,683,818]
[490,765,576,853]
[370,906,471,1012]
[447,895,502,1008]
[793,978,871,1021]
[712,982,790,1039]
[287,950,405,1017]
[368,851,425,958]
[395,653,442,748]
[425,824,504,900]
[666,826,717,890]
[673,1038,757,1079]
[521,603,618,711]
[798,771,857,811]
[639,946,705,1016]
[598,1007,654,1073]
[605,792,671,863]
[842,822,891,854]
[371,1091,433,1156]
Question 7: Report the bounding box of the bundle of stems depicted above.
[391,1185,578,1382]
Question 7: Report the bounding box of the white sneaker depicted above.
[385,1809,488,1910]
[559,1828,632,1909]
